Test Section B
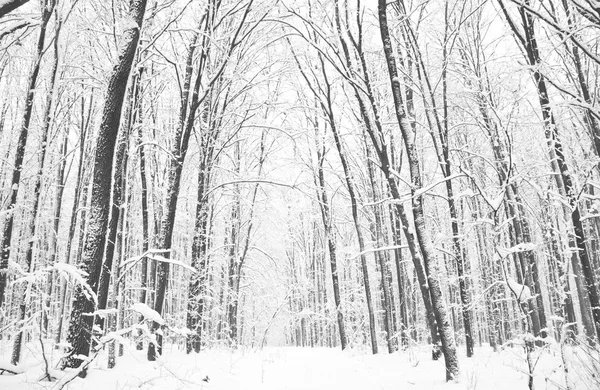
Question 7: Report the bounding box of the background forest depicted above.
[0,0,599,388]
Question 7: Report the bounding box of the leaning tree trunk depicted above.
[378,0,458,380]
[0,0,30,18]
[96,63,140,327]
[62,0,147,369]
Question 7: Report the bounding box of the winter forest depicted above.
[0,0,599,388]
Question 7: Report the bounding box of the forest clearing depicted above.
[0,0,600,388]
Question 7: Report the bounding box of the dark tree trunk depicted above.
[136,73,149,350]
[349,15,440,348]
[314,122,347,350]
[390,207,409,347]
[63,0,147,369]
[148,0,253,360]
[0,0,30,18]
[55,94,93,346]
[45,126,69,336]
[0,1,52,310]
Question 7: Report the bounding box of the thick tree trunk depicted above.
[97,65,139,323]
[186,161,210,353]
[55,96,92,346]
[63,0,146,369]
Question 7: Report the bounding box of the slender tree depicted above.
[149,0,256,360]
[379,0,459,379]
[0,0,54,310]
[11,0,60,364]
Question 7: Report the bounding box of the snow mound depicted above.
[0,361,23,375]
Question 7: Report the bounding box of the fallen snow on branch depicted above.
[120,248,172,268]
[497,243,537,258]
[83,308,118,318]
[147,255,196,273]
[54,263,97,304]
[131,303,165,325]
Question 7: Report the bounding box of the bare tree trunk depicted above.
[11,2,59,364]
[63,0,147,370]
[97,63,139,325]
[499,0,600,343]
[378,0,458,379]
[45,126,69,336]
[136,72,150,350]
[328,93,378,354]
[148,0,254,360]
[346,9,440,347]
[295,9,379,351]
[55,95,93,346]
[0,0,53,310]
[0,0,30,18]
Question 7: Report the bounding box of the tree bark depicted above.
[0,0,29,18]
[63,0,147,369]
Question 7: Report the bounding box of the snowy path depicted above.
[0,343,578,389]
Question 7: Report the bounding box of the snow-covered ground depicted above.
[0,340,597,389]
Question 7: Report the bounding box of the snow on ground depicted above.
[0,340,594,389]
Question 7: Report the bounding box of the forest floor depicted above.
[0,339,596,389]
